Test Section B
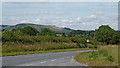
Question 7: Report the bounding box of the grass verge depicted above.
[2,48,91,56]
[74,45,118,66]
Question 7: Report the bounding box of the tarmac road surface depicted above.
[2,50,95,66]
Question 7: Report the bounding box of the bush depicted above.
[32,36,41,42]
[98,49,108,57]
[70,37,79,43]
[88,44,94,48]
[2,30,23,42]
[106,56,114,62]
[70,37,87,44]
[78,44,86,48]
[37,28,55,36]
[89,51,99,59]
[94,45,97,48]
[19,36,34,44]
[20,26,39,36]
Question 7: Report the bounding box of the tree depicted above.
[68,30,94,38]
[37,28,55,36]
[62,33,66,37]
[20,26,39,36]
[2,30,23,42]
[94,25,119,45]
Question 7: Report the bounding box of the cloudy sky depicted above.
[1,0,119,2]
[2,2,118,30]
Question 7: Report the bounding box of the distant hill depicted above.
[117,30,120,33]
[1,23,73,34]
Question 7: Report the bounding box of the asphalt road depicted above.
[2,50,95,66]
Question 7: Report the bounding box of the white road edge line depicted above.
[30,64,33,65]
[41,61,47,63]
[51,59,56,61]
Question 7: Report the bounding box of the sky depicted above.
[1,0,120,2]
[2,2,118,30]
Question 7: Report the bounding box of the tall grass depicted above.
[2,35,98,56]
[98,45,118,65]
[2,42,78,53]
[74,45,118,66]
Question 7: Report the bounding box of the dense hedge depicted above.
[2,42,78,52]
[4,26,119,53]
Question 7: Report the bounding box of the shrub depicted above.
[70,37,87,44]
[70,37,79,43]
[20,26,39,36]
[78,44,86,48]
[37,28,55,36]
[89,51,99,59]
[98,49,108,57]
[88,44,94,48]
[106,56,114,62]
[2,30,23,42]
[94,45,97,48]
[19,36,34,44]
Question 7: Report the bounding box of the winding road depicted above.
[2,50,95,66]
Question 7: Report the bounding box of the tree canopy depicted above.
[2,30,23,42]
[94,25,120,45]
[68,30,94,38]
[37,28,55,36]
[20,26,39,36]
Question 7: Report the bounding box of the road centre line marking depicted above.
[51,59,56,61]
[41,61,47,63]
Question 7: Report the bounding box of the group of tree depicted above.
[2,26,56,43]
[2,25,120,45]
[20,26,39,36]
[68,25,120,45]
[37,28,55,36]
[68,30,94,38]
[94,25,120,45]
[12,26,56,36]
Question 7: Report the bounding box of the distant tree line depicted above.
[2,25,120,53]
[2,25,120,45]
[68,30,94,38]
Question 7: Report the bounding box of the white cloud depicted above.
[61,19,69,22]
[76,17,81,21]
[95,11,104,15]
[82,22,86,25]
[55,12,69,15]
[19,20,32,23]
[69,20,73,23]
[43,11,50,15]
[4,11,117,30]
[32,12,117,30]
[87,14,97,19]
[2,0,119,2]
[35,19,40,21]
[2,0,48,2]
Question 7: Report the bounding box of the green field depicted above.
[74,45,118,66]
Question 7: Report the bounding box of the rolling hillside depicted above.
[1,23,119,35]
[1,23,73,34]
